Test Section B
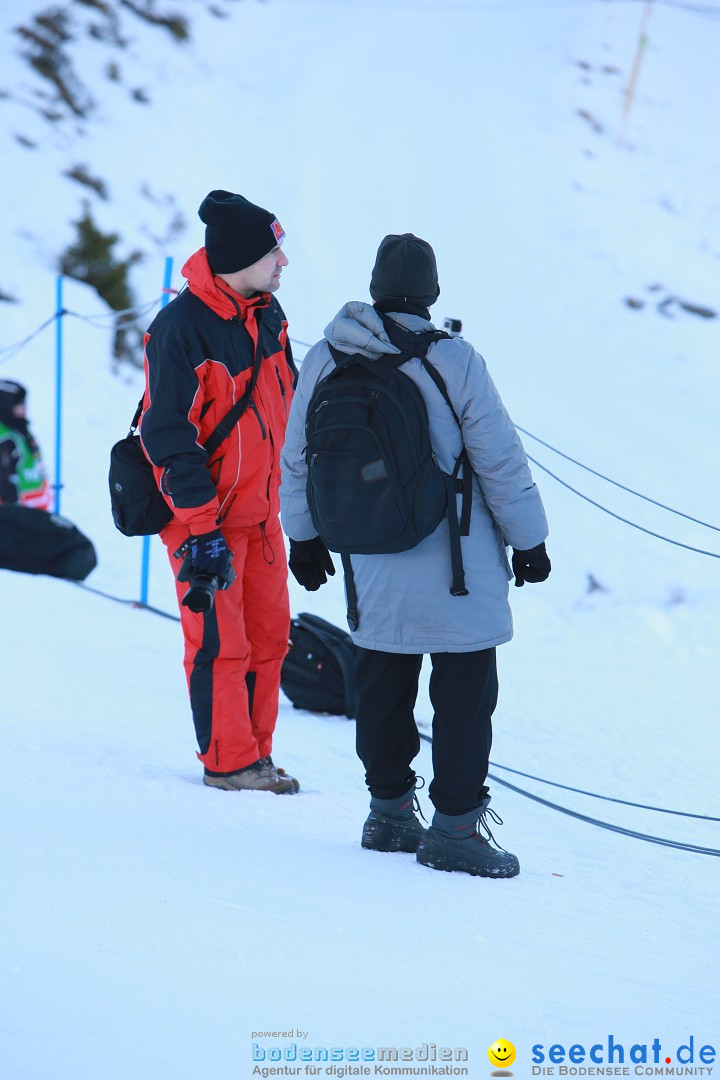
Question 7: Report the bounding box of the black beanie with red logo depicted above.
[199,190,285,274]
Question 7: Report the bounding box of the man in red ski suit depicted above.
[140,190,299,794]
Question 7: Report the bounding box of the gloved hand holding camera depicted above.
[511,541,551,588]
[175,528,236,613]
[288,536,335,591]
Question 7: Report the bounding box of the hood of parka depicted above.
[181,247,269,321]
[323,301,405,358]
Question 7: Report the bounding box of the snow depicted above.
[1,1,719,1077]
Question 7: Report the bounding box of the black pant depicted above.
[354,647,498,816]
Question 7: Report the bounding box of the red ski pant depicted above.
[162,516,290,773]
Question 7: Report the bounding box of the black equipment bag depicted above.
[0,505,97,581]
[109,400,173,537]
[280,612,357,717]
[304,316,473,629]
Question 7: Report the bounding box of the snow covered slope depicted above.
[1,1,718,1077]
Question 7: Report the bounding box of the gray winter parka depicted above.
[279,302,548,653]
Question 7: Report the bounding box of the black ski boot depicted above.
[416,797,519,878]
[361,788,426,853]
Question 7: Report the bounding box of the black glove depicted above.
[188,529,234,582]
[176,529,236,613]
[288,537,335,591]
[512,541,551,587]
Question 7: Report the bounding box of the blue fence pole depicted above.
[139,255,174,606]
[54,275,64,514]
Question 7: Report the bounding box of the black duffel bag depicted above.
[0,505,97,580]
[281,612,357,718]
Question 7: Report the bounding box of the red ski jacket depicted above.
[140,248,295,535]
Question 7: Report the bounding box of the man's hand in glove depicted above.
[511,541,551,588]
[175,529,236,613]
[187,529,235,585]
[288,536,336,591]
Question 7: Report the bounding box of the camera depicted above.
[442,317,463,337]
[174,542,235,613]
[181,570,223,614]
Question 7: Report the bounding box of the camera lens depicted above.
[184,572,220,613]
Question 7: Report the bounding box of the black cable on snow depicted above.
[517,425,720,533]
[418,733,719,857]
[134,602,181,622]
[63,580,719,854]
[71,580,180,622]
[489,760,720,821]
[527,454,720,559]
[655,0,720,20]
[487,772,720,857]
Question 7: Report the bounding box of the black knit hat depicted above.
[369,233,440,307]
[198,189,285,274]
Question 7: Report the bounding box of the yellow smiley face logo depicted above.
[488,1040,516,1069]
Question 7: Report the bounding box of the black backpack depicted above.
[304,316,472,629]
[280,612,357,717]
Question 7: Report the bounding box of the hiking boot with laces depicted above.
[416,797,519,878]
[258,755,300,793]
[203,758,297,795]
[361,787,427,853]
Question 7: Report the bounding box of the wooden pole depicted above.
[619,0,654,147]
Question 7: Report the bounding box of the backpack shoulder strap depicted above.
[375,311,462,430]
[419,355,462,430]
[377,311,451,357]
[327,342,361,370]
[378,312,471,594]
[421,351,473,542]
[326,342,408,384]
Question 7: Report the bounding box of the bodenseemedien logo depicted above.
[252,1040,471,1074]
[489,1039,517,1076]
